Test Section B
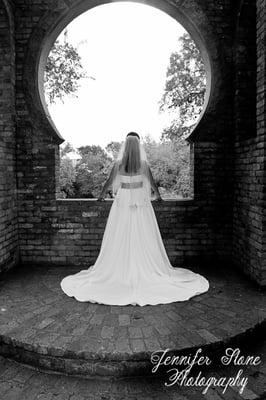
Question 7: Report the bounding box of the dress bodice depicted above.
[115,172,148,206]
[119,174,142,183]
[113,164,150,201]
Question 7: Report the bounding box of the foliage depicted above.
[59,157,76,198]
[44,40,89,104]
[56,32,207,199]
[170,139,192,198]
[60,141,75,157]
[74,146,112,198]
[58,137,192,199]
[77,145,107,158]
[143,136,191,198]
[105,141,122,160]
[160,32,206,141]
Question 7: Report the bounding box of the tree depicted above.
[59,157,76,198]
[44,39,92,104]
[143,135,191,198]
[77,145,107,158]
[160,33,206,141]
[75,146,112,198]
[105,141,122,160]
[57,137,192,199]
[155,33,207,198]
[60,141,74,157]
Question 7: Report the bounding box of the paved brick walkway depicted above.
[0,335,265,399]
[0,263,265,379]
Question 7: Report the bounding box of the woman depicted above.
[60,132,209,306]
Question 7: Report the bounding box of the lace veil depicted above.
[111,135,152,199]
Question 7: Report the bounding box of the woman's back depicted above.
[114,162,149,206]
[118,163,142,177]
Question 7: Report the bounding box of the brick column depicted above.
[0,0,19,273]
[257,0,266,283]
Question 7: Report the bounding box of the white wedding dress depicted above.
[60,171,209,306]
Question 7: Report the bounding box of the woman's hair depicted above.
[126,132,140,139]
[122,134,141,173]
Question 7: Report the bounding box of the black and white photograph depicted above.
[0,0,265,399]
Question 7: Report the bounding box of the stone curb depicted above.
[0,318,265,378]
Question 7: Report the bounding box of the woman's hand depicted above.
[148,167,163,202]
[97,195,106,202]
[97,163,116,202]
[154,194,163,202]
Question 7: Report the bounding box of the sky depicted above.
[47,2,186,149]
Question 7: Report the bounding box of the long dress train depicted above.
[60,174,209,306]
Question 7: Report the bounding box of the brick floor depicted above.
[0,263,265,379]
[0,335,265,399]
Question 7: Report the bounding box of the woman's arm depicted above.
[97,163,117,201]
[147,166,162,201]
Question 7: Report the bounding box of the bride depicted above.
[60,132,209,306]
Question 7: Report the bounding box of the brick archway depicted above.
[12,0,266,287]
[0,2,266,379]
[15,0,237,272]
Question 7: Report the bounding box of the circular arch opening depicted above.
[37,0,212,144]
[34,0,212,200]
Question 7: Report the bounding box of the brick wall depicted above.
[232,0,266,286]
[14,0,236,272]
[11,0,236,273]
[235,0,257,141]
[0,0,19,274]
[19,199,216,267]
[0,0,261,286]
